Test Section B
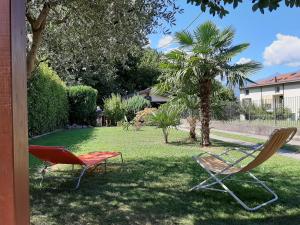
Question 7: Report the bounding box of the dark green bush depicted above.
[68,85,98,125]
[28,63,69,137]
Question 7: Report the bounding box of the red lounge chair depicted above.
[29,145,123,189]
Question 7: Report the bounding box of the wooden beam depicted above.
[0,0,29,224]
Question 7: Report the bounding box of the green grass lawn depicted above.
[29,127,300,225]
[212,130,300,153]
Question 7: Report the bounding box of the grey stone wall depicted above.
[211,121,300,141]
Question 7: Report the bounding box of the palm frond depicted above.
[214,26,235,48]
[217,43,250,61]
[194,21,219,46]
[175,31,194,47]
[165,49,186,61]
[224,61,262,87]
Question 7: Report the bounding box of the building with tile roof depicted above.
[240,71,300,120]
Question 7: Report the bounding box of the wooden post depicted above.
[0,0,29,224]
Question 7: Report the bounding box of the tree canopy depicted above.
[187,0,300,17]
[26,0,182,78]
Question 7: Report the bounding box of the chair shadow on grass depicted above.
[30,154,300,225]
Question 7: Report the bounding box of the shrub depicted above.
[124,95,151,121]
[120,116,133,130]
[68,85,98,125]
[150,104,181,143]
[28,63,69,137]
[133,107,157,130]
[104,94,126,125]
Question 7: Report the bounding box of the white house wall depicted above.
[284,83,300,97]
[240,82,300,120]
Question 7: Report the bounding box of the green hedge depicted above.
[28,63,69,137]
[68,85,98,125]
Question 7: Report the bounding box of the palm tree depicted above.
[150,104,181,143]
[169,94,199,141]
[159,21,262,146]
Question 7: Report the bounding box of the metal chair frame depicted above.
[190,146,278,211]
[39,153,124,189]
[190,127,297,211]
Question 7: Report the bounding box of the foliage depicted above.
[158,21,261,146]
[240,102,294,121]
[104,94,126,126]
[120,116,133,131]
[150,104,181,143]
[68,85,98,126]
[133,108,158,130]
[115,48,163,95]
[28,63,69,136]
[57,48,163,105]
[187,0,300,18]
[26,0,182,78]
[124,95,151,121]
[211,80,237,120]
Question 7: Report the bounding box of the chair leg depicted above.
[39,164,48,187]
[189,176,215,191]
[120,153,124,164]
[192,166,278,211]
[75,166,88,190]
[104,160,107,173]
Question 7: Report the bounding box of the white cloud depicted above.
[263,33,300,67]
[158,35,174,48]
[236,57,252,64]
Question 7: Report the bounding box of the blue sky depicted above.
[148,1,300,82]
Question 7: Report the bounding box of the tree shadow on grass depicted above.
[168,138,250,151]
[30,156,300,225]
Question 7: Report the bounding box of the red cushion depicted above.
[29,145,84,165]
[78,152,120,166]
[29,145,121,167]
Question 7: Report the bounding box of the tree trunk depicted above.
[162,128,169,143]
[187,116,197,141]
[26,3,50,78]
[26,28,45,77]
[199,79,212,147]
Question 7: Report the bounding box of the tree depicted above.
[159,21,261,146]
[155,80,235,142]
[26,0,182,78]
[187,0,300,17]
[211,80,237,120]
[115,48,162,95]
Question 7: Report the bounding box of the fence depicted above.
[212,96,300,127]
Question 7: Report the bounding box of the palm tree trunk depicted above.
[162,128,169,143]
[199,79,212,146]
[187,116,197,141]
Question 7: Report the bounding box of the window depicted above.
[279,95,284,104]
[275,86,280,93]
[245,89,249,95]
